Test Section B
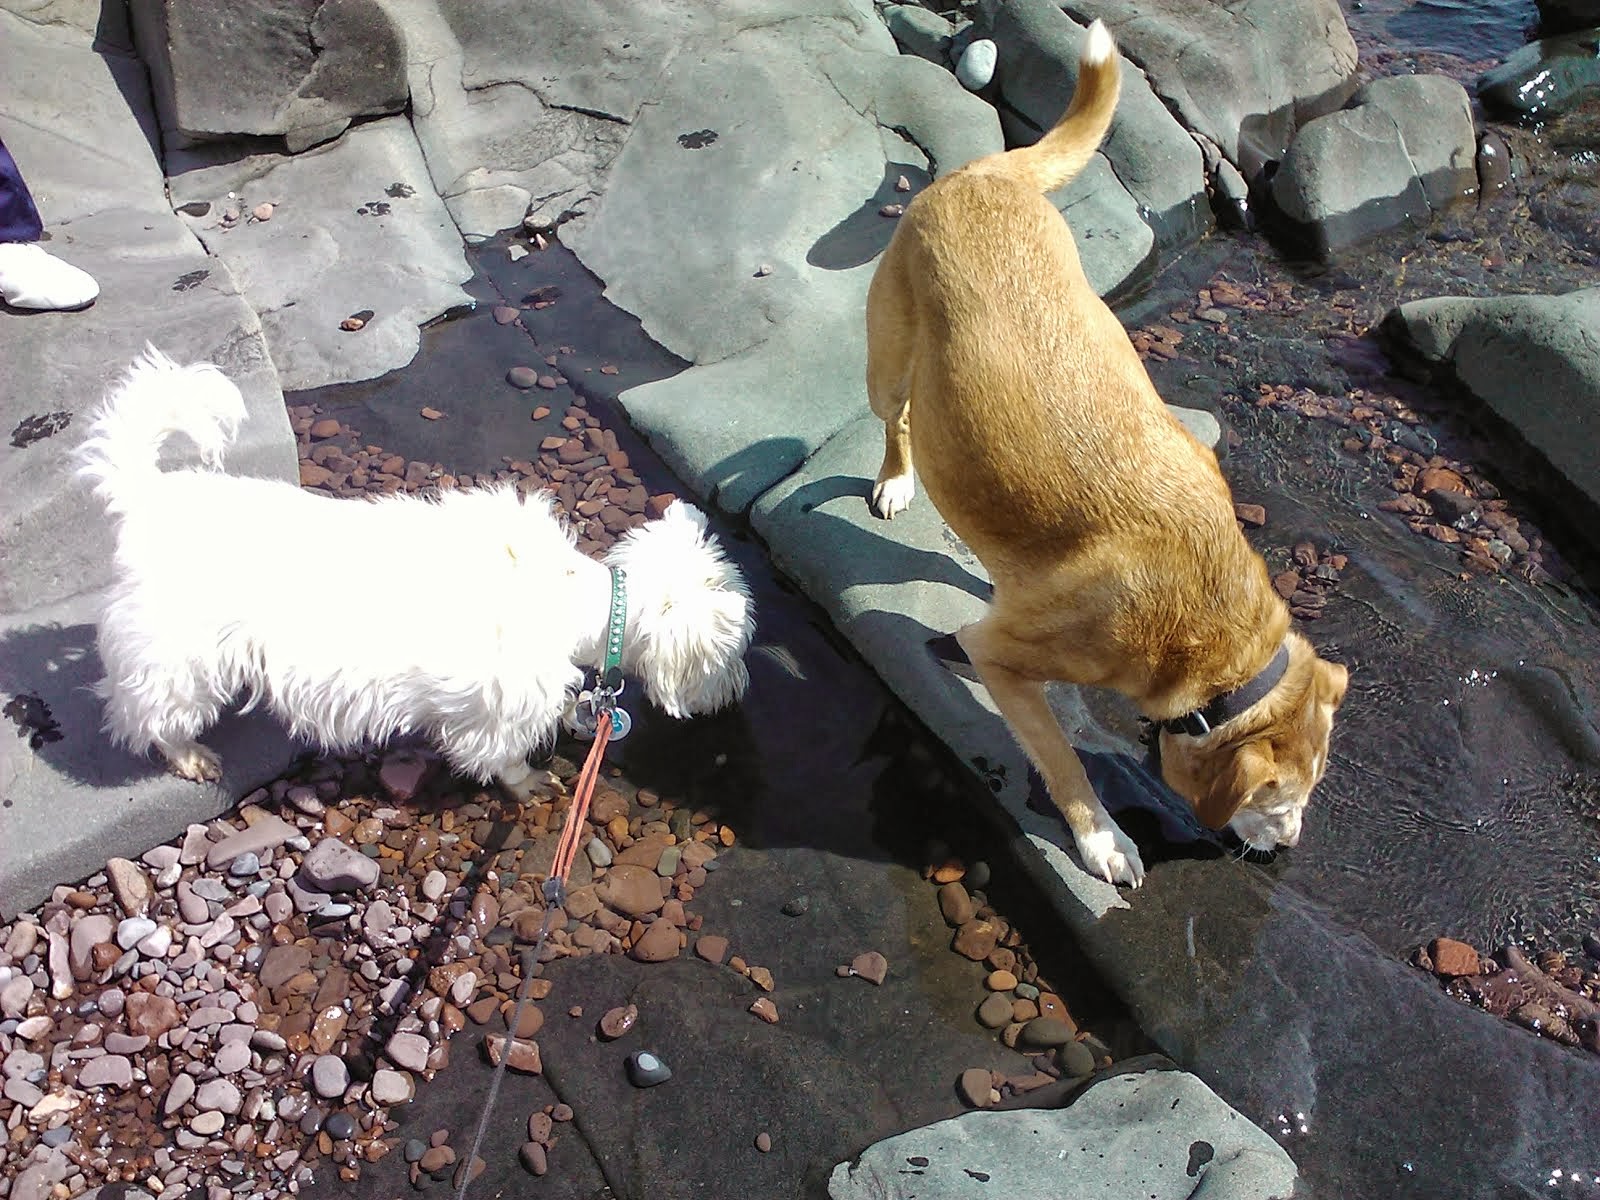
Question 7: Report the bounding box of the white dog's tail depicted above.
[76,346,247,515]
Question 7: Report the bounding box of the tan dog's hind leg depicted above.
[959,618,1146,887]
[866,254,916,519]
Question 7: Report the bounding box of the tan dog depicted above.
[864,20,1348,886]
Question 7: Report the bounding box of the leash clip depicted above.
[566,668,631,741]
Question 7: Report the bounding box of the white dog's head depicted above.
[604,501,754,719]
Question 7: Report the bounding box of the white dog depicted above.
[76,348,755,784]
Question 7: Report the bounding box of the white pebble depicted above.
[956,38,998,90]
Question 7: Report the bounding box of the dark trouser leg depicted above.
[0,135,44,243]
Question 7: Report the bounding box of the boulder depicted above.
[1270,74,1476,257]
[881,4,957,63]
[1046,0,1358,179]
[128,0,408,151]
[978,0,1208,245]
[829,1067,1298,1199]
[1382,288,1600,530]
[1479,28,1600,122]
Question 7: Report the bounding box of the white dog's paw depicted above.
[870,473,915,520]
[1076,822,1146,888]
[166,743,222,783]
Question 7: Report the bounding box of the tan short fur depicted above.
[864,21,1347,886]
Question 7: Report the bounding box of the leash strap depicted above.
[456,708,615,1199]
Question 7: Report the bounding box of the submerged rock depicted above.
[1479,28,1600,121]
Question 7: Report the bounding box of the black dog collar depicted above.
[1162,643,1290,738]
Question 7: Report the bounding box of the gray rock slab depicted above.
[1383,288,1600,516]
[882,2,957,63]
[561,5,1023,514]
[1271,73,1476,257]
[829,1068,1298,1199]
[1045,0,1358,179]
[0,596,296,920]
[167,117,474,390]
[1066,857,1600,1198]
[749,412,1213,920]
[979,0,1208,245]
[128,0,408,150]
[1479,27,1600,121]
[389,0,629,239]
[0,9,298,916]
[0,11,296,616]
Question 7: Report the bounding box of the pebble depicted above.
[508,366,540,389]
[598,1004,638,1040]
[755,1131,773,1153]
[105,857,153,916]
[115,916,157,951]
[938,882,975,927]
[695,934,729,964]
[228,851,261,877]
[191,1110,226,1135]
[849,951,889,985]
[585,837,614,868]
[520,1141,549,1175]
[1020,1016,1074,1048]
[780,895,810,917]
[986,969,1019,992]
[977,993,1014,1029]
[311,1054,350,1098]
[1058,1040,1097,1078]
[484,1034,542,1073]
[421,869,448,902]
[325,1111,357,1140]
[749,997,779,1024]
[214,1039,251,1073]
[958,1067,995,1108]
[386,1031,431,1072]
[299,837,381,892]
[493,305,520,325]
[625,1050,672,1087]
[196,1078,242,1114]
[630,919,680,962]
[177,881,209,924]
[163,1072,197,1117]
[77,1054,133,1088]
[955,38,998,90]
[372,1068,413,1104]
[204,814,297,869]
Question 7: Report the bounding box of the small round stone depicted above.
[229,851,261,877]
[508,366,540,389]
[625,1050,672,1088]
[324,1111,357,1140]
[1058,1040,1097,1078]
[1019,1016,1074,1049]
[986,969,1019,992]
[404,1138,428,1163]
[957,1067,994,1108]
[598,1004,638,1041]
[780,895,809,917]
[520,1141,549,1176]
[976,992,1014,1029]
[755,1131,773,1153]
[311,1054,350,1098]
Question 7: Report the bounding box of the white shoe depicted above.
[0,242,99,311]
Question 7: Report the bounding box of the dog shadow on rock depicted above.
[0,620,287,790]
[807,163,932,272]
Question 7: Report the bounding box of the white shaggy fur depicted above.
[77,347,755,784]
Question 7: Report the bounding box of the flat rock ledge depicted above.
[829,1066,1298,1200]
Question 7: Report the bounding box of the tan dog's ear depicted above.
[1196,741,1277,830]
[1317,660,1349,711]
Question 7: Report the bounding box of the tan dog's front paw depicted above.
[1075,822,1145,888]
[870,473,915,519]
[166,743,222,783]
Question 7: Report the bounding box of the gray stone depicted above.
[828,1069,1297,1198]
[298,837,381,893]
[384,1031,430,1073]
[0,8,299,920]
[195,1077,242,1114]
[1023,0,1357,181]
[370,1068,412,1105]
[167,117,474,390]
[1383,288,1600,537]
[955,39,997,91]
[978,0,1208,245]
[128,0,408,150]
[115,918,157,951]
[1479,28,1600,121]
[882,4,956,63]
[309,1054,349,1099]
[1271,73,1476,256]
[77,1054,133,1089]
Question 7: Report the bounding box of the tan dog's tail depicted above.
[963,19,1120,194]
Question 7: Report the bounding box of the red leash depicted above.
[550,709,613,883]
